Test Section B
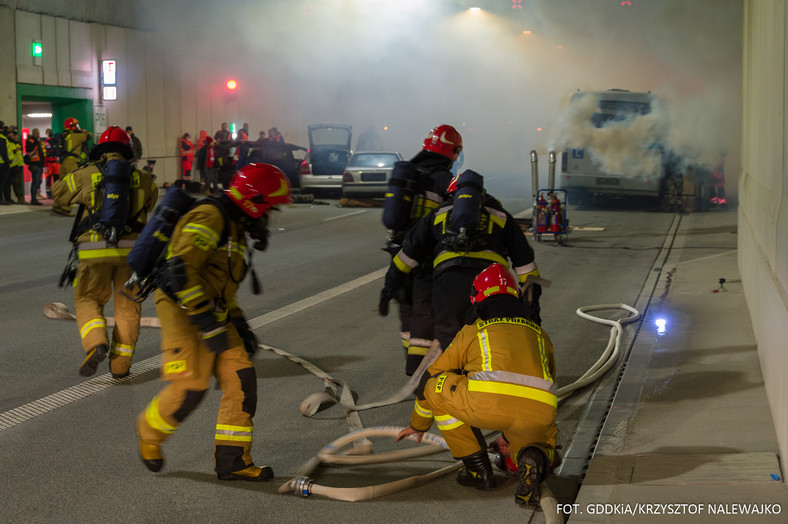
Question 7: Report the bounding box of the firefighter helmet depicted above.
[422,124,462,160]
[90,125,133,160]
[470,263,519,304]
[225,163,292,219]
[64,117,80,131]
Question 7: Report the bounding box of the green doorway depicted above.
[16,84,94,138]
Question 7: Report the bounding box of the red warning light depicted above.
[226,79,238,91]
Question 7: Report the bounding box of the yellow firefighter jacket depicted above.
[53,152,158,263]
[410,316,557,432]
[60,130,92,175]
[156,202,248,324]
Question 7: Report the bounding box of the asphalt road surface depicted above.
[0,184,676,523]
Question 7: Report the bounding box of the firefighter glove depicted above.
[230,313,258,358]
[379,264,406,317]
[189,309,229,354]
[521,282,542,325]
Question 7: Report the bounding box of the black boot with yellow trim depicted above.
[456,449,497,491]
[514,446,547,507]
[217,464,274,482]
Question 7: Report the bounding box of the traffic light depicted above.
[224,79,238,101]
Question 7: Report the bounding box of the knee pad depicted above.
[172,389,208,423]
[236,367,258,416]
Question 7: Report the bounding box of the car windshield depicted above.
[348,153,399,168]
[310,126,351,148]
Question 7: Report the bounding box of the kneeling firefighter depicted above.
[397,263,558,507]
[136,163,291,481]
[52,125,158,378]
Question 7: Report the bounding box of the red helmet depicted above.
[64,117,80,131]
[99,125,131,146]
[470,263,519,304]
[225,163,292,218]
[422,124,462,160]
[89,125,132,160]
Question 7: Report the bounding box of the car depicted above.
[341,151,403,198]
[246,140,306,189]
[299,123,353,195]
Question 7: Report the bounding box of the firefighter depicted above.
[382,124,462,375]
[52,126,158,378]
[380,169,542,352]
[136,163,291,481]
[397,263,557,507]
[59,117,92,176]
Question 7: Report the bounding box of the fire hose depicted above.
[43,300,639,520]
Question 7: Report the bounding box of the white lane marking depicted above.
[323,210,366,221]
[0,267,387,431]
[678,249,737,265]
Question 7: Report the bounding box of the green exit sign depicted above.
[32,41,42,57]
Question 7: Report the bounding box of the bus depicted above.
[558,89,668,205]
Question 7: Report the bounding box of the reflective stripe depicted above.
[538,335,553,382]
[435,413,464,431]
[485,206,507,228]
[176,285,205,304]
[394,252,418,271]
[202,325,227,340]
[145,396,177,435]
[78,239,136,250]
[110,343,134,357]
[183,222,220,249]
[434,249,508,268]
[481,284,518,299]
[477,329,492,371]
[467,379,558,408]
[66,173,77,193]
[514,263,539,281]
[413,400,432,419]
[80,318,106,339]
[215,423,253,442]
[77,248,132,259]
[407,344,429,356]
[228,241,245,256]
[471,371,557,395]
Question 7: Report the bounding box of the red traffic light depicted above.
[226,79,238,91]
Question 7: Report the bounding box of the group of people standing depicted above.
[178,123,286,192]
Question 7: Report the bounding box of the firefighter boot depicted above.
[217,464,274,482]
[139,439,164,472]
[515,447,547,507]
[109,352,132,379]
[79,344,108,377]
[456,450,498,491]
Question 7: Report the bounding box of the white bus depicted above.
[558,89,668,205]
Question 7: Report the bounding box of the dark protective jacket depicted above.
[392,194,539,284]
[407,150,455,225]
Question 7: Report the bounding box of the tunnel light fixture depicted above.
[27,113,53,118]
[469,7,481,14]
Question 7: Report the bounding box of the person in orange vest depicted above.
[178,133,194,180]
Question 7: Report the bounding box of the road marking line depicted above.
[1,268,387,431]
[323,210,366,221]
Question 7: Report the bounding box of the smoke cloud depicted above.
[140,0,742,193]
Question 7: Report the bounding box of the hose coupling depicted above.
[294,477,314,497]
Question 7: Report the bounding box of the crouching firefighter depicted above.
[397,263,558,507]
[136,163,291,481]
[52,125,158,378]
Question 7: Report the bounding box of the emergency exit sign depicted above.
[101,59,117,101]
